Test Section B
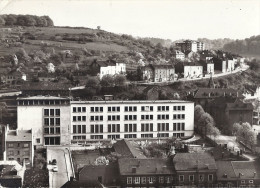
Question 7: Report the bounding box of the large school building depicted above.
[17,96,194,146]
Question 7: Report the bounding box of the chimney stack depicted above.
[254,172,256,178]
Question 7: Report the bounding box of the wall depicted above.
[184,66,203,79]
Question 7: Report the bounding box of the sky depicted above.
[0,0,260,41]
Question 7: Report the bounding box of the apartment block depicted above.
[17,96,194,146]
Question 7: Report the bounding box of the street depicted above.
[47,148,73,188]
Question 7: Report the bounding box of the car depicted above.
[53,166,58,172]
[52,159,57,165]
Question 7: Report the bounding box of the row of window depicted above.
[179,174,213,182]
[44,109,60,116]
[8,143,29,148]
[19,100,68,106]
[44,118,60,126]
[73,125,87,134]
[73,107,86,113]
[73,116,87,122]
[44,127,60,134]
[8,150,30,156]
[71,105,186,113]
[127,176,173,184]
[71,132,186,140]
[73,114,185,122]
[71,123,186,133]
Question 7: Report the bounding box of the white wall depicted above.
[184,66,203,79]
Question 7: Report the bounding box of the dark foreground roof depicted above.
[173,152,217,171]
[118,158,174,175]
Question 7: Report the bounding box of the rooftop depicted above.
[78,163,119,186]
[231,161,260,179]
[118,158,174,175]
[216,161,237,180]
[6,129,32,142]
[113,139,146,159]
[71,99,193,104]
[173,153,217,171]
[17,96,70,100]
[193,88,243,99]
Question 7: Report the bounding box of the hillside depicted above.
[223,35,260,59]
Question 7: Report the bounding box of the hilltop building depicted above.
[174,50,185,60]
[88,59,126,79]
[184,62,203,79]
[16,96,194,146]
[175,40,205,53]
[142,64,175,82]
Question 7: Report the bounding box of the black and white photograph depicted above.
[0,0,260,187]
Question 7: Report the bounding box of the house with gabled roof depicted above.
[118,158,175,187]
[142,64,175,82]
[173,152,217,187]
[216,161,260,187]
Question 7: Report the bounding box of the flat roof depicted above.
[17,96,70,100]
[71,100,193,104]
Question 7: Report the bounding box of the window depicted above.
[127,177,132,184]
[82,125,86,133]
[124,134,137,138]
[8,151,14,155]
[36,139,40,143]
[134,177,140,184]
[141,177,146,184]
[147,177,153,184]
[73,116,76,122]
[24,143,29,148]
[108,124,120,133]
[90,124,103,133]
[73,107,76,112]
[91,107,103,112]
[56,118,60,125]
[249,180,254,184]
[189,175,194,182]
[44,109,49,116]
[157,123,169,131]
[108,106,120,112]
[159,176,164,183]
[141,123,153,132]
[208,174,213,182]
[199,175,204,182]
[73,125,77,133]
[82,107,86,112]
[124,124,137,132]
[125,115,137,120]
[157,114,169,120]
[44,118,49,126]
[141,106,153,111]
[241,180,245,184]
[125,106,137,112]
[78,107,81,112]
[158,106,169,111]
[179,175,184,182]
[50,109,54,116]
[108,115,120,121]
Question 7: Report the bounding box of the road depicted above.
[47,148,73,188]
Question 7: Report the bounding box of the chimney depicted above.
[208,93,211,97]
[254,172,256,178]
[239,172,243,177]
[132,167,137,173]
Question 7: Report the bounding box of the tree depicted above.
[100,75,114,87]
[194,105,205,122]
[232,123,241,136]
[5,14,17,26]
[114,74,126,87]
[210,126,221,141]
[36,16,48,27]
[0,16,5,26]
[235,122,256,149]
[198,112,215,136]
[86,77,100,89]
